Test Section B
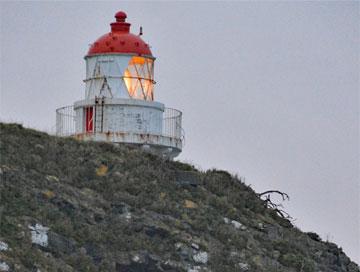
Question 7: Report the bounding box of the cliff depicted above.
[0,123,358,272]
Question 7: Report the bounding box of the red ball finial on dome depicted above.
[110,10,130,32]
[87,11,152,56]
[115,11,127,22]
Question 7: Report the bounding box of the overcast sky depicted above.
[1,1,359,263]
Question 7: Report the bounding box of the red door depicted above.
[85,107,93,132]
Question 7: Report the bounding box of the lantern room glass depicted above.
[123,56,155,101]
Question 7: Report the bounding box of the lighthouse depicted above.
[56,11,183,158]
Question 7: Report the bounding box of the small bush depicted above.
[306,232,322,242]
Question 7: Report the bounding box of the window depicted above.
[123,56,155,101]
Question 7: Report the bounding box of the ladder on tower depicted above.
[94,97,105,133]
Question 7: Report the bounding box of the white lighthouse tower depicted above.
[56,11,183,158]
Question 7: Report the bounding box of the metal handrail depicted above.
[56,104,183,142]
[83,75,156,84]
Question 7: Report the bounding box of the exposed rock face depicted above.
[0,242,8,252]
[193,251,208,264]
[28,224,49,247]
[0,261,10,271]
[0,123,359,271]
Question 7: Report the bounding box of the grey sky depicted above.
[1,1,359,263]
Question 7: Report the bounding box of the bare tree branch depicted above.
[258,190,290,201]
[258,190,292,219]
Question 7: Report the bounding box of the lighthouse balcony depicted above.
[55,98,183,158]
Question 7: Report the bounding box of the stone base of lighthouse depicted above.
[56,98,183,159]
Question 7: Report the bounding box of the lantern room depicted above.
[84,55,155,101]
[56,11,183,159]
[84,11,155,101]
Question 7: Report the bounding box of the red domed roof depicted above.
[87,11,152,56]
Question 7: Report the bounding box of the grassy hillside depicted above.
[0,123,358,271]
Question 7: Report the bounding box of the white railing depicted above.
[56,105,184,143]
[56,106,76,137]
